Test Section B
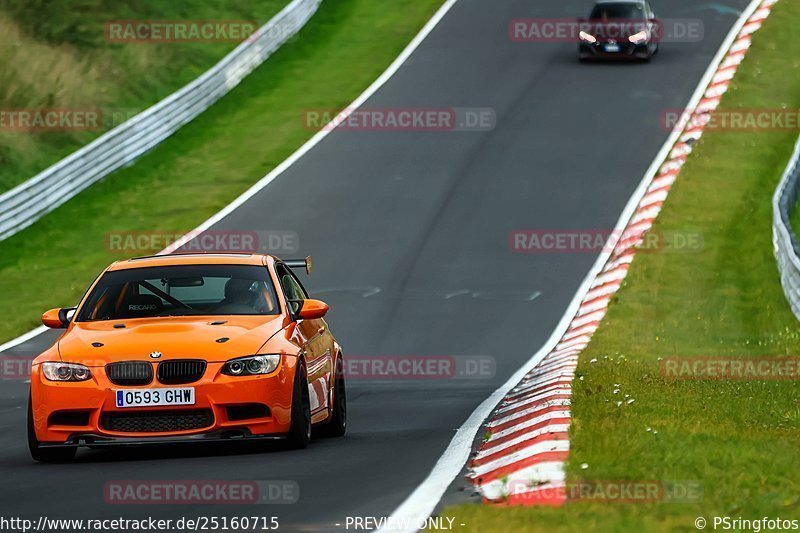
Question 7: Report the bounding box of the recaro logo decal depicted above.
[129,304,158,311]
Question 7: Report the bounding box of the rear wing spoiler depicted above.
[284,256,312,275]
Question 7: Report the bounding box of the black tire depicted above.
[315,362,347,438]
[286,362,311,449]
[28,396,76,463]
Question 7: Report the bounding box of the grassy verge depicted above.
[0,0,287,193]
[0,0,444,343]
[446,1,800,530]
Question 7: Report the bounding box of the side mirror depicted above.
[650,17,662,39]
[42,307,75,329]
[297,299,329,320]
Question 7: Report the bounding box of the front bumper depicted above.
[38,429,286,448]
[30,361,295,445]
[579,41,653,60]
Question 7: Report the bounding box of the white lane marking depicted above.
[314,286,382,298]
[444,289,471,299]
[471,291,541,301]
[0,326,48,354]
[379,0,769,529]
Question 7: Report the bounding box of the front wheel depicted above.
[315,365,346,438]
[286,362,311,449]
[28,396,76,463]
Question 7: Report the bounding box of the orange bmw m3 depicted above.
[28,253,346,462]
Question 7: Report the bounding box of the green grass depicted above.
[445,1,800,531]
[0,0,444,342]
[0,0,288,193]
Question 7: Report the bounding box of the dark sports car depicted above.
[578,0,660,61]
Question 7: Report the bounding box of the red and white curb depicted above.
[466,0,778,505]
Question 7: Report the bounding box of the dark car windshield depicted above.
[77,264,280,321]
[589,2,645,20]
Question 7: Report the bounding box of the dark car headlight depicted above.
[629,30,649,44]
[42,362,92,382]
[222,355,281,376]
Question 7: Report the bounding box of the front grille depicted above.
[101,409,214,433]
[157,360,207,385]
[106,361,153,386]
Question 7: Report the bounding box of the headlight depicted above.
[629,30,648,44]
[579,31,597,43]
[42,362,92,382]
[222,355,281,376]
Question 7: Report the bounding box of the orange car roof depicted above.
[107,253,273,271]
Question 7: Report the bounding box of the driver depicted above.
[220,278,256,308]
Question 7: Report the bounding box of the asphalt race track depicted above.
[0,0,752,530]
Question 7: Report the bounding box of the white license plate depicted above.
[604,43,620,52]
[115,388,195,408]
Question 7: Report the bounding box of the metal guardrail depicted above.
[773,135,800,319]
[0,0,322,241]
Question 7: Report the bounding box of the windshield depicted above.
[76,264,280,321]
[589,3,645,20]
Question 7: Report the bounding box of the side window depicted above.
[276,264,309,314]
[290,272,309,299]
